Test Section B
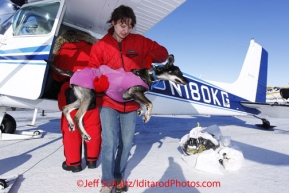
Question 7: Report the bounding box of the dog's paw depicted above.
[83,135,91,142]
[68,124,75,132]
[143,115,151,123]
[137,109,143,116]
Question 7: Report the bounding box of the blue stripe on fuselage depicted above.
[0,54,49,60]
[0,45,51,55]
[0,45,51,63]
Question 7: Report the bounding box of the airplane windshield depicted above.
[12,2,59,36]
[0,0,24,35]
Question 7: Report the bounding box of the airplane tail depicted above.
[208,39,268,102]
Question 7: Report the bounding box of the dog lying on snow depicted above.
[45,54,188,141]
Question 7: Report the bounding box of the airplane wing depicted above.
[241,101,289,119]
[61,0,186,37]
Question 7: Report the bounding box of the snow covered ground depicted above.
[1,109,289,193]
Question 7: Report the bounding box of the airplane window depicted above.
[19,15,51,35]
[0,13,13,35]
[0,0,23,35]
[12,2,59,36]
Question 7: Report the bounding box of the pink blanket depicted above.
[70,65,149,102]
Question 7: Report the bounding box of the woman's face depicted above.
[112,18,133,41]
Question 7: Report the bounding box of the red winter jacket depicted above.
[53,41,93,83]
[89,29,168,112]
[54,41,93,110]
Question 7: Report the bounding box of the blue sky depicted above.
[145,0,289,86]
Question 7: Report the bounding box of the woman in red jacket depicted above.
[89,5,168,193]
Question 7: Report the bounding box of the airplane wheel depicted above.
[0,114,17,134]
[0,179,7,189]
[33,130,40,136]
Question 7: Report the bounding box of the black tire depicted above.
[0,179,7,189]
[33,130,40,136]
[0,114,17,134]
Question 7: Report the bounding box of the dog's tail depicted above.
[44,59,73,77]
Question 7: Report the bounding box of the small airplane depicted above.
[266,86,289,105]
[0,0,284,136]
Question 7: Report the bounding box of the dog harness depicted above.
[70,65,149,102]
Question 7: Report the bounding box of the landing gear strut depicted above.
[253,115,274,129]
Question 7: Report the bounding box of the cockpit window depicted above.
[12,2,59,36]
[0,0,23,35]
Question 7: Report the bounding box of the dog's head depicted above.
[155,54,188,85]
[131,68,150,85]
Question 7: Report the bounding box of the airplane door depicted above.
[0,0,65,100]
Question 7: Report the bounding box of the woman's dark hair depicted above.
[107,5,136,28]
